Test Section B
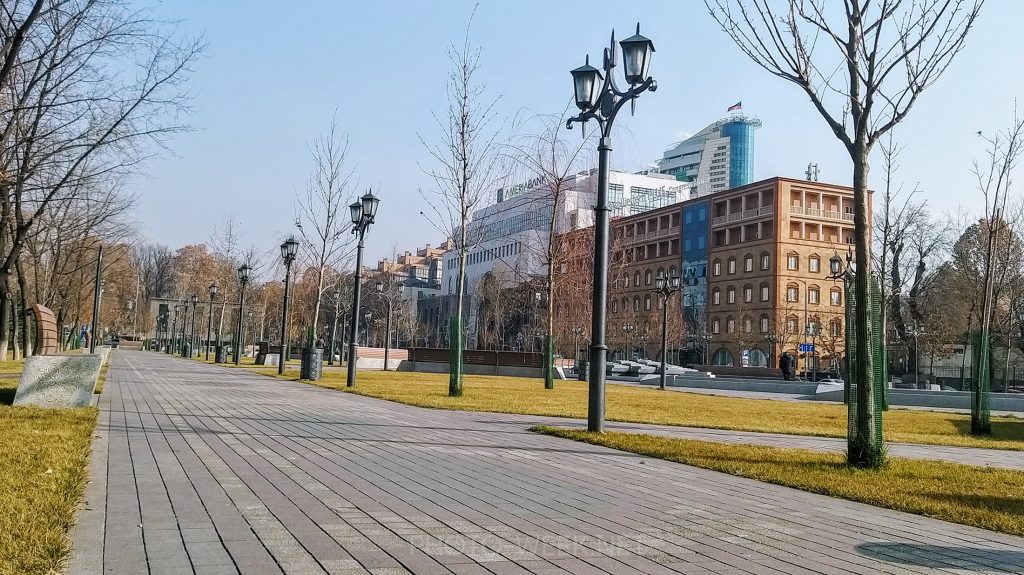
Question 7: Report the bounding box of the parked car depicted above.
[817,378,844,385]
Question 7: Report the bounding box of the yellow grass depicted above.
[0,406,97,574]
[533,426,1024,537]
[261,370,1024,451]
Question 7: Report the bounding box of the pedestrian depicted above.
[779,352,792,381]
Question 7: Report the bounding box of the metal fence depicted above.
[909,365,1024,392]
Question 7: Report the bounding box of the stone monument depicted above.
[13,354,102,408]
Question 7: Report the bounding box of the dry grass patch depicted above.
[262,370,1024,451]
[533,426,1024,537]
[0,405,97,575]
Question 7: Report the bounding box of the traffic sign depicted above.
[799,343,815,352]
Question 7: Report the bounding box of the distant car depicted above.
[818,378,844,385]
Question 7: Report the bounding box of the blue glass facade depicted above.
[721,120,756,189]
[681,200,709,304]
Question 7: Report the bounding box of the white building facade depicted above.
[654,115,761,198]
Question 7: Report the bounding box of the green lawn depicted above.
[533,426,1024,537]
[260,370,1024,451]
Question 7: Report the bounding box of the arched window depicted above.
[633,296,640,312]
[656,267,665,281]
[760,251,770,270]
[645,270,653,285]
[712,318,721,334]
[712,348,734,366]
[831,288,843,306]
[742,315,752,333]
[726,317,735,333]
[644,295,652,311]
[786,315,799,334]
[712,259,722,276]
[634,272,641,286]
[809,254,821,273]
[808,285,821,305]
[727,257,737,274]
[786,283,800,303]
[622,297,629,312]
[759,314,770,333]
[624,273,630,287]
[744,254,753,272]
[743,284,753,303]
[787,252,799,271]
[611,299,618,313]
[712,287,721,305]
[760,282,770,302]
[727,286,736,304]
[669,265,677,279]
[831,318,842,336]
[747,348,767,367]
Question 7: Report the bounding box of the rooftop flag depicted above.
[727,101,742,112]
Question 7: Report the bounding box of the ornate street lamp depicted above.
[622,322,637,362]
[376,279,406,371]
[189,293,198,358]
[234,264,251,365]
[763,332,778,369]
[653,272,682,390]
[347,189,380,387]
[567,23,656,432]
[279,235,299,375]
[206,283,218,361]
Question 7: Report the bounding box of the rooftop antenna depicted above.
[805,162,820,182]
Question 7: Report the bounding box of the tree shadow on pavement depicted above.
[857,543,1024,572]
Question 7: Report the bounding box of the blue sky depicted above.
[137,1,1024,264]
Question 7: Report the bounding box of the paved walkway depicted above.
[69,352,1024,574]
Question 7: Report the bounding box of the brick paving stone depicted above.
[66,351,1024,574]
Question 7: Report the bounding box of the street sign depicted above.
[799,343,815,353]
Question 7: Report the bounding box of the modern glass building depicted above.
[655,115,761,197]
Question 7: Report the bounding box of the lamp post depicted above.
[376,279,405,371]
[653,272,682,390]
[909,321,925,389]
[806,322,820,381]
[206,283,218,361]
[701,332,712,365]
[189,293,198,357]
[90,245,103,353]
[567,23,656,432]
[571,326,585,366]
[234,264,251,365]
[347,190,380,388]
[828,251,854,401]
[327,286,340,366]
[279,236,299,375]
[763,332,777,370]
[621,322,636,361]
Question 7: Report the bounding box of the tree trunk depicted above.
[850,149,881,466]
[0,292,9,361]
[16,257,30,357]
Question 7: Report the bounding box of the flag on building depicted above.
[727,101,742,112]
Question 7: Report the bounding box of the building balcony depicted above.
[711,205,773,227]
[790,206,854,222]
[623,227,676,244]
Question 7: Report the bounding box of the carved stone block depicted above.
[13,354,102,408]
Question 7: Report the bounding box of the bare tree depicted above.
[707,0,983,467]
[504,110,593,387]
[296,118,354,337]
[419,16,502,396]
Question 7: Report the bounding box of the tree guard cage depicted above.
[970,329,992,434]
[844,275,886,460]
[448,317,464,396]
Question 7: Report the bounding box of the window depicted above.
[742,316,752,333]
[634,272,641,286]
[744,255,753,272]
[787,254,799,271]
[760,316,769,333]
[632,297,640,312]
[624,273,630,288]
[712,288,721,305]
[669,265,677,278]
[645,270,652,285]
[831,319,842,336]
[712,319,720,334]
[760,283,769,302]
[713,259,722,276]
[831,289,842,306]
[727,287,736,304]
[809,256,820,273]
[726,317,735,334]
[622,297,628,312]
[611,300,618,313]
[743,284,753,303]
[727,257,736,274]
[808,287,820,304]
[786,316,798,334]
[760,253,770,270]
[787,285,800,303]
[712,348,734,366]
[644,295,652,311]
